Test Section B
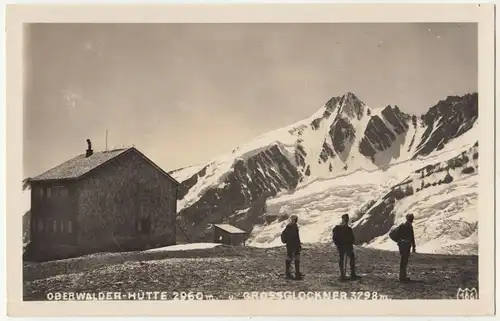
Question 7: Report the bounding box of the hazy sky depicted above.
[24,23,477,177]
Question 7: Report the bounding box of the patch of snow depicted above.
[170,164,206,183]
[413,120,478,159]
[145,243,222,252]
[235,208,250,215]
[412,116,444,154]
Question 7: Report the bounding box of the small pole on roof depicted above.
[105,129,108,151]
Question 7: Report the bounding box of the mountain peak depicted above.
[423,92,478,121]
[343,91,359,99]
[382,104,393,112]
[323,92,365,120]
[339,92,365,120]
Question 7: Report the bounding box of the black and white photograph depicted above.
[5,3,495,317]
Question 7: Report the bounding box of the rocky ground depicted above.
[23,244,478,301]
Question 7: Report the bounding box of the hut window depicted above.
[53,186,68,197]
[53,220,57,233]
[39,188,44,198]
[60,221,64,233]
[139,218,151,234]
[67,221,73,234]
[46,187,51,198]
[37,220,43,232]
[137,221,142,232]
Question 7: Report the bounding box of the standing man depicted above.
[281,215,303,280]
[395,213,417,282]
[332,214,360,281]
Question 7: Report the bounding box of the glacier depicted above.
[171,92,479,255]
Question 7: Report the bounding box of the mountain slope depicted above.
[246,141,478,254]
[171,92,478,251]
[353,142,478,254]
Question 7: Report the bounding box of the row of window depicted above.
[37,186,176,200]
[33,219,155,235]
[34,219,73,234]
[38,186,68,199]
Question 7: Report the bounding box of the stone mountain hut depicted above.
[213,224,248,246]
[25,140,180,261]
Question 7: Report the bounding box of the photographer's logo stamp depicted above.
[456,288,478,300]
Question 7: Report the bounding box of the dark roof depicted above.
[31,148,129,181]
[213,224,246,234]
[30,147,180,185]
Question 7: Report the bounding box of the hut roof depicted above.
[213,224,246,234]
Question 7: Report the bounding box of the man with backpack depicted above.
[281,215,303,280]
[389,213,417,282]
[332,214,360,281]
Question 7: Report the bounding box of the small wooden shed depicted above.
[213,224,247,246]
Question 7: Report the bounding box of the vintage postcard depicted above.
[5,3,496,317]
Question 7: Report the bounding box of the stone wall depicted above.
[75,150,177,254]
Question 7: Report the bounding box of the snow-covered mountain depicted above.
[171,92,478,254]
[359,143,478,255]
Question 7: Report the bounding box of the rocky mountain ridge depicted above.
[171,92,478,246]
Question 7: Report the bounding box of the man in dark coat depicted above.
[332,214,360,280]
[281,215,303,280]
[395,213,417,282]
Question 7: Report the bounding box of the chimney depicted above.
[85,139,93,157]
